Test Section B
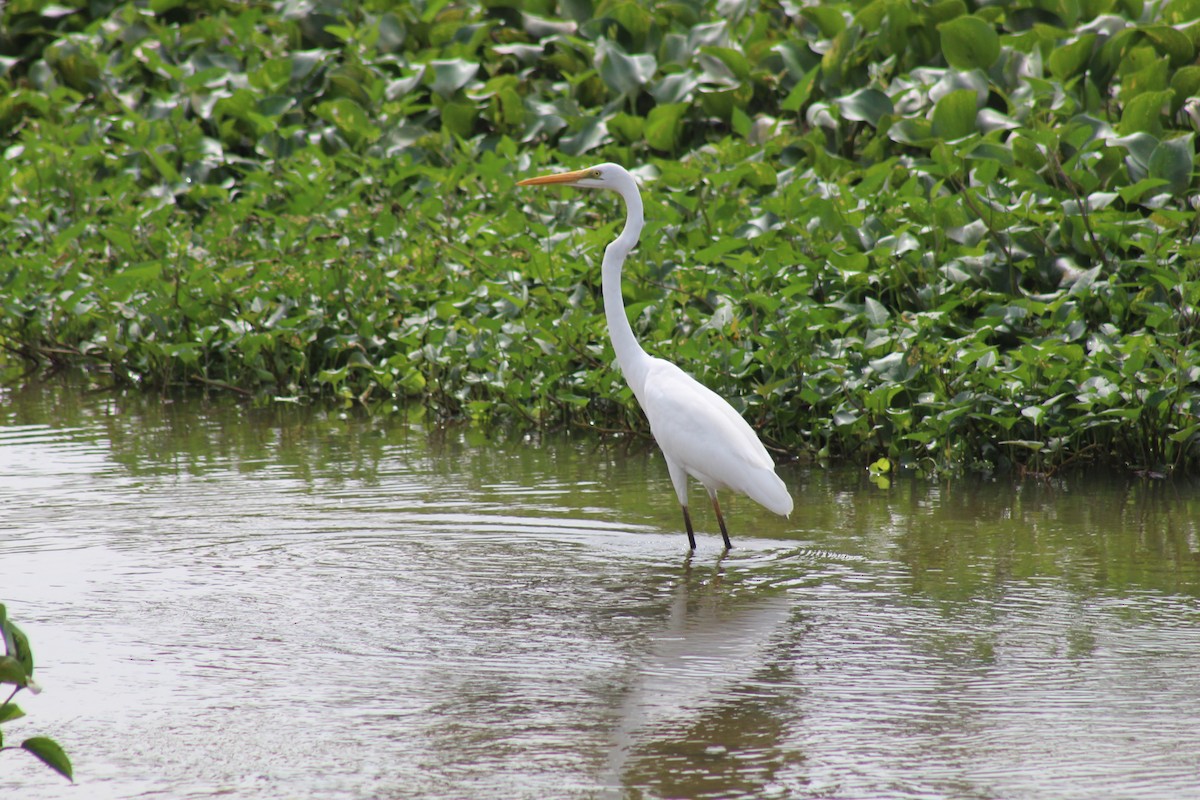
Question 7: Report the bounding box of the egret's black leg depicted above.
[712,496,732,550]
[680,505,697,550]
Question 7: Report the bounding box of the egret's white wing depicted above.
[638,357,792,516]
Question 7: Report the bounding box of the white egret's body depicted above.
[519,163,792,549]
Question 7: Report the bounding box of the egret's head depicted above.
[517,163,625,192]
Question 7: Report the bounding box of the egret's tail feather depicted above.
[742,468,793,517]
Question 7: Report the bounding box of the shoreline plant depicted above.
[1,0,1198,477]
[0,604,73,781]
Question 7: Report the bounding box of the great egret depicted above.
[518,163,793,550]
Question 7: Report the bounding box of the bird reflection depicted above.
[601,556,802,798]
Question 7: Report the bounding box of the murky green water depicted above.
[3,379,1200,799]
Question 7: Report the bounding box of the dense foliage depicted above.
[2,0,1199,476]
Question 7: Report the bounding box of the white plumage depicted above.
[519,162,792,549]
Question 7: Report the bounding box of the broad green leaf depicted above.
[1118,89,1173,135]
[835,88,893,127]
[0,702,25,723]
[801,5,846,37]
[931,89,978,140]
[0,655,28,686]
[1147,134,1194,196]
[1163,0,1200,22]
[888,117,934,146]
[864,297,889,325]
[559,118,608,155]
[929,0,968,23]
[607,112,644,143]
[428,59,479,97]
[1169,66,1200,113]
[22,737,73,781]
[650,71,699,104]
[1140,25,1195,66]
[1048,34,1096,80]
[596,39,656,96]
[938,16,1000,70]
[314,98,381,142]
[731,106,751,137]
[645,103,688,152]
[780,65,817,112]
[699,46,751,81]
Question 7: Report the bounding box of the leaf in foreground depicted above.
[22,737,73,781]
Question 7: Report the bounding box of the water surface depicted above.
[2,380,1199,799]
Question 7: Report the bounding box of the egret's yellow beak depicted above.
[517,168,591,187]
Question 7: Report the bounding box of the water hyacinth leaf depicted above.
[801,5,846,37]
[440,100,478,138]
[1147,134,1194,196]
[938,16,1000,70]
[607,112,644,143]
[289,50,325,82]
[314,98,381,143]
[428,59,479,97]
[1170,66,1200,113]
[1119,89,1173,135]
[780,65,817,112]
[1163,0,1200,23]
[836,87,893,127]
[559,118,608,155]
[864,297,889,325]
[1140,24,1195,66]
[596,39,656,96]
[1048,34,1096,80]
[645,103,688,152]
[931,89,978,140]
[888,117,934,146]
[376,13,406,52]
[699,46,751,81]
[22,737,73,781]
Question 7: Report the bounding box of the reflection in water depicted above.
[602,555,801,798]
[2,378,1200,799]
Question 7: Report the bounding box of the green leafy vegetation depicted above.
[0,604,73,781]
[1,0,1198,476]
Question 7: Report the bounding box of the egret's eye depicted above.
[591,170,602,178]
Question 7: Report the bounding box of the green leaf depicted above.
[439,100,478,139]
[596,39,656,96]
[428,58,479,97]
[1048,34,1096,81]
[645,103,688,152]
[780,65,817,113]
[314,98,381,143]
[1119,89,1173,135]
[1147,134,1194,196]
[560,118,608,155]
[0,656,29,687]
[938,16,1000,70]
[835,88,893,127]
[607,112,644,143]
[888,117,934,146]
[801,5,846,37]
[931,89,978,140]
[864,297,889,325]
[22,737,73,781]
[1140,25,1195,66]
[0,703,25,723]
[1169,66,1200,113]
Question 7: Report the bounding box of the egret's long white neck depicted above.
[602,179,651,396]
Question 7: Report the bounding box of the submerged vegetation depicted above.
[1,0,1198,476]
